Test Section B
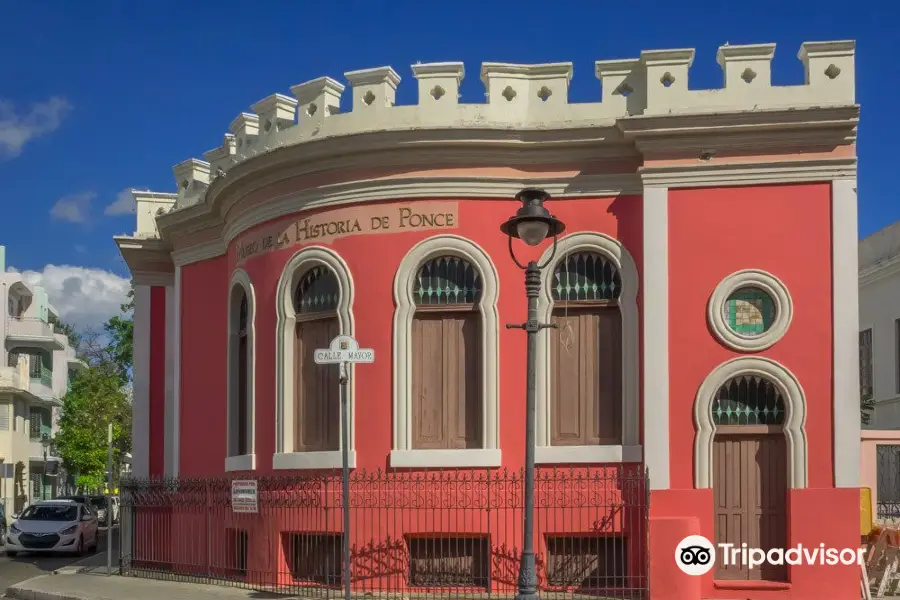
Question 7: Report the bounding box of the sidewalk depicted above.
[6,570,289,600]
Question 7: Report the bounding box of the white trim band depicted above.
[225,269,256,471]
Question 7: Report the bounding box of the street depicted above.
[0,525,119,590]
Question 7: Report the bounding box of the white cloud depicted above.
[104,188,136,216]
[50,191,95,223]
[11,264,130,331]
[0,97,71,160]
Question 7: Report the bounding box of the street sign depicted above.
[314,335,375,365]
[231,479,258,513]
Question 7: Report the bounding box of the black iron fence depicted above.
[119,466,649,599]
[877,444,900,519]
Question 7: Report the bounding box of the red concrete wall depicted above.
[179,256,228,477]
[211,195,642,474]
[652,184,855,600]
[667,183,834,490]
[148,286,167,478]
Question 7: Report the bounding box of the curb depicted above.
[6,576,86,600]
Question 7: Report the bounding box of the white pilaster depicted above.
[164,267,181,477]
[833,178,860,487]
[132,285,151,479]
[642,186,670,490]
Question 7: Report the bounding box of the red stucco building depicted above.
[117,40,861,600]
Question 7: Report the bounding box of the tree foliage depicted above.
[55,364,131,489]
[48,313,80,349]
[56,283,134,489]
[862,396,875,426]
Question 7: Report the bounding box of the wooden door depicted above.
[294,317,340,452]
[713,427,787,581]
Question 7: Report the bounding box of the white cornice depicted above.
[860,254,900,287]
[172,240,227,267]
[640,157,856,188]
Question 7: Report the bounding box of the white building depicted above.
[0,245,85,515]
[859,222,900,429]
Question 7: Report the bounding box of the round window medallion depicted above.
[708,270,792,352]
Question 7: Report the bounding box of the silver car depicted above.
[6,500,99,556]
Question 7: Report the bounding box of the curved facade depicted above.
[117,41,861,600]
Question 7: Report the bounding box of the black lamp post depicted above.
[500,188,565,600]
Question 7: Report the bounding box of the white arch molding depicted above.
[693,356,808,489]
[535,231,642,464]
[273,246,356,470]
[225,269,256,472]
[391,235,501,468]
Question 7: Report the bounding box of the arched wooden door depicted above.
[712,375,787,582]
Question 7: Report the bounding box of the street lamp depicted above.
[40,435,52,501]
[500,188,565,600]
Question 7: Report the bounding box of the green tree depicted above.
[55,364,132,490]
[862,396,875,426]
[48,313,81,349]
[103,286,134,384]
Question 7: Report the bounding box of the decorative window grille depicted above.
[413,256,481,306]
[294,266,339,315]
[712,375,786,426]
[551,252,621,302]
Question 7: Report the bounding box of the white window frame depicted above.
[693,356,808,489]
[534,231,642,464]
[273,246,356,470]
[225,269,256,472]
[391,235,501,468]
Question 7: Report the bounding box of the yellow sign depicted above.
[235,201,459,264]
[861,487,873,536]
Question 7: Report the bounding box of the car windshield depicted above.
[90,497,107,508]
[19,505,77,522]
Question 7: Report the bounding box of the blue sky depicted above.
[0,0,893,327]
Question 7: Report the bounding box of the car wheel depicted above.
[5,551,16,557]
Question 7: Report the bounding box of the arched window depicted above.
[226,271,255,471]
[410,256,483,450]
[548,251,622,447]
[293,266,341,453]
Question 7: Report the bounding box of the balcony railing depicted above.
[6,317,55,340]
[30,366,52,388]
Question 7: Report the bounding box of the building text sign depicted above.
[235,201,459,264]
[314,335,375,365]
[231,479,258,513]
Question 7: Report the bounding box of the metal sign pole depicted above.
[107,422,113,576]
[314,334,374,600]
[340,361,351,600]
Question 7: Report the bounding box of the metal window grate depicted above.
[294,266,340,314]
[413,256,481,306]
[552,252,621,302]
[712,375,786,426]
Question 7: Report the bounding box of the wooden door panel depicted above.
[294,318,340,452]
[412,316,447,449]
[713,433,786,581]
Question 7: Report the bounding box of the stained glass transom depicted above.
[294,266,340,314]
[722,287,775,336]
[712,375,785,426]
[413,256,481,305]
[552,252,621,302]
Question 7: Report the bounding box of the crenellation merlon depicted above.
[412,62,464,107]
[204,134,236,174]
[229,112,260,156]
[716,43,775,88]
[345,66,401,111]
[252,93,298,138]
[291,76,345,121]
[134,190,177,237]
[595,59,644,114]
[173,158,210,209]
[798,40,855,102]
[480,62,574,113]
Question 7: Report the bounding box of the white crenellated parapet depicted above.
[134,190,177,237]
[173,158,210,208]
[161,40,855,208]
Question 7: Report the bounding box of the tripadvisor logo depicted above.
[675,535,865,576]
